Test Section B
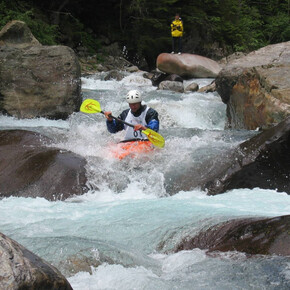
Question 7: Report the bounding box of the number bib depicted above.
[124,107,149,140]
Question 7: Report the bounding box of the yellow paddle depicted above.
[80,99,165,148]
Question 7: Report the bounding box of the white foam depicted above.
[2,73,289,290]
[0,114,69,129]
[81,77,120,90]
[119,71,153,87]
[163,94,226,130]
[68,264,159,290]
[151,249,207,273]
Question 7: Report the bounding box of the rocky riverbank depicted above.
[216,41,290,130]
[0,20,289,288]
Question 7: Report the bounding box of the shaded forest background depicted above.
[0,0,289,70]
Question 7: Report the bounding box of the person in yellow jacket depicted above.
[171,13,183,54]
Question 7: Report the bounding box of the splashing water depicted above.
[1,72,290,289]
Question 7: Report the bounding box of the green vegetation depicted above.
[0,1,58,45]
[114,0,290,66]
[0,0,100,50]
[0,0,289,69]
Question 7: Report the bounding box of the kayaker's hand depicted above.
[134,124,146,131]
[104,111,113,122]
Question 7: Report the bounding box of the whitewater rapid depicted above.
[0,72,290,289]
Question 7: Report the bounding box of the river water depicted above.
[1,72,290,289]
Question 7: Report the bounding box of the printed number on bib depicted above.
[134,131,142,138]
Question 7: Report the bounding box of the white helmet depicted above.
[126,90,142,104]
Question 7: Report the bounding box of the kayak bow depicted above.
[109,140,154,160]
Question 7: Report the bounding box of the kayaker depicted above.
[104,90,159,141]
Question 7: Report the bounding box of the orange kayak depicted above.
[109,140,154,160]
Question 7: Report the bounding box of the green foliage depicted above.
[0,0,289,68]
[20,11,58,45]
[58,15,101,53]
[264,12,290,43]
[0,1,58,45]
[227,4,266,51]
[0,0,101,52]
[74,30,101,54]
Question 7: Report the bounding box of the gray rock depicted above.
[174,215,290,256]
[164,116,290,196]
[185,82,199,92]
[164,74,183,83]
[0,21,81,120]
[0,130,89,201]
[0,20,41,48]
[126,65,139,73]
[158,80,184,93]
[144,71,168,87]
[216,41,290,129]
[204,116,290,195]
[198,81,216,93]
[104,69,125,81]
[0,232,73,289]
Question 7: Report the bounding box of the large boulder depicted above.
[216,41,290,129]
[0,20,81,119]
[164,116,290,196]
[0,232,73,289]
[174,215,290,256]
[204,116,290,195]
[0,20,41,48]
[0,130,89,200]
[156,53,222,78]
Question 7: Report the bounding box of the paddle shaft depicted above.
[101,110,165,147]
[80,99,165,148]
[101,111,138,129]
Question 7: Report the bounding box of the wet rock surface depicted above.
[0,20,81,120]
[216,41,290,129]
[0,130,89,200]
[204,116,290,195]
[0,232,73,290]
[174,215,290,256]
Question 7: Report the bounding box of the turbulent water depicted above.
[1,72,290,289]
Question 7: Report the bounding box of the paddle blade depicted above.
[80,99,102,114]
[142,128,165,148]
